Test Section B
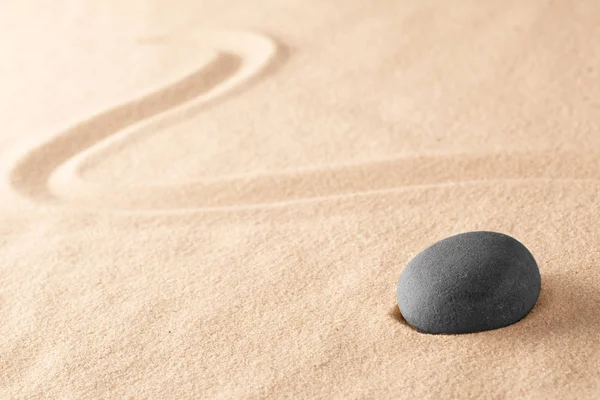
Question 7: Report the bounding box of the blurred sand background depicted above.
[1,1,599,398]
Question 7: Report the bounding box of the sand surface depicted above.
[1,1,600,398]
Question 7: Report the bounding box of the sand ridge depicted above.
[8,30,281,203]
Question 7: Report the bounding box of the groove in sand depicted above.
[7,30,600,213]
[9,30,281,203]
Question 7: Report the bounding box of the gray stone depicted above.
[397,231,541,334]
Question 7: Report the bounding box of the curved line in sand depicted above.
[8,30,280,202]
[47,150,600,214]
[6,30,600,214]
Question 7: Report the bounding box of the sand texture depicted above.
[1,1,600,398]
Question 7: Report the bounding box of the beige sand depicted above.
[1,1,600,398]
